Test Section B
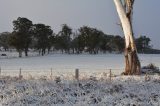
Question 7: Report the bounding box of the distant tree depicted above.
[12,17,33,56]
[48,33,56,53]
[73,34,86,54]
[112,35,125,53]
[78,26,104,54]
[70,32,77,54]
[58,24,72,53]
[136,36,151,52]
[60,24,72,37]
[9,32,25,57]
[98,35,107,53]
[33,24,53,56]
[0,32,11,51]
[54,35,61,52]
[106,35,116,52]
[78,26,90,52]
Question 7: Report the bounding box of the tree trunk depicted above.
[25,48,28,57]
[39,50,41,55]
[48,48,50,54]
[42,49,45,56]
[18,50,22,58]
[113,0,141,75]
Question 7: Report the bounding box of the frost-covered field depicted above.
[0,75,160,106]
[1,53,160,72]
[0,53,160,105]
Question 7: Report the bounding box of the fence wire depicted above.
[0,67,124,79]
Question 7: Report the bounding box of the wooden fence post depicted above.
[75,68,79,81]
[19,68,22,79]
[109,69,112,82]
[145,73,150,81]
[0,67,1,77]
[50,68,53,79]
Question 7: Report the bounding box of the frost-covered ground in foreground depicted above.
[0,75,160,106]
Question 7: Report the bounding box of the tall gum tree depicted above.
[113,0,141,75]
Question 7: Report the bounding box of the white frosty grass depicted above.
[0,68,122,80]
[0,74,160,106]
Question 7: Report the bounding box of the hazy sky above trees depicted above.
[0,0,160,49]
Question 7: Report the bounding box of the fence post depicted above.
[19,68,22,79]
[75,68,79,81]
[0,67,1,77]
[50,68,53,80]
[109,69,112,82]
[145,73,150,81]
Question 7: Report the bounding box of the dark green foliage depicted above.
[11,17,33,56]
[33,24,53,56]
[9,32,25,57]
[136,36,151,53]
[110,35,125,53]
[0,32,11,51]
[75,26,125,54]
[78,26,104,54]
[57,24,72,53]
[0,17,155,56]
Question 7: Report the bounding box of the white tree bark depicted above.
[113,0,135,50]
[113,0,141,75]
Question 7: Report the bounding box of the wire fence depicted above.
[0,67,124,80]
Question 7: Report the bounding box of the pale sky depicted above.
[0,0,160,49]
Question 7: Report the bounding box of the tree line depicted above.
[0,17,152,57]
